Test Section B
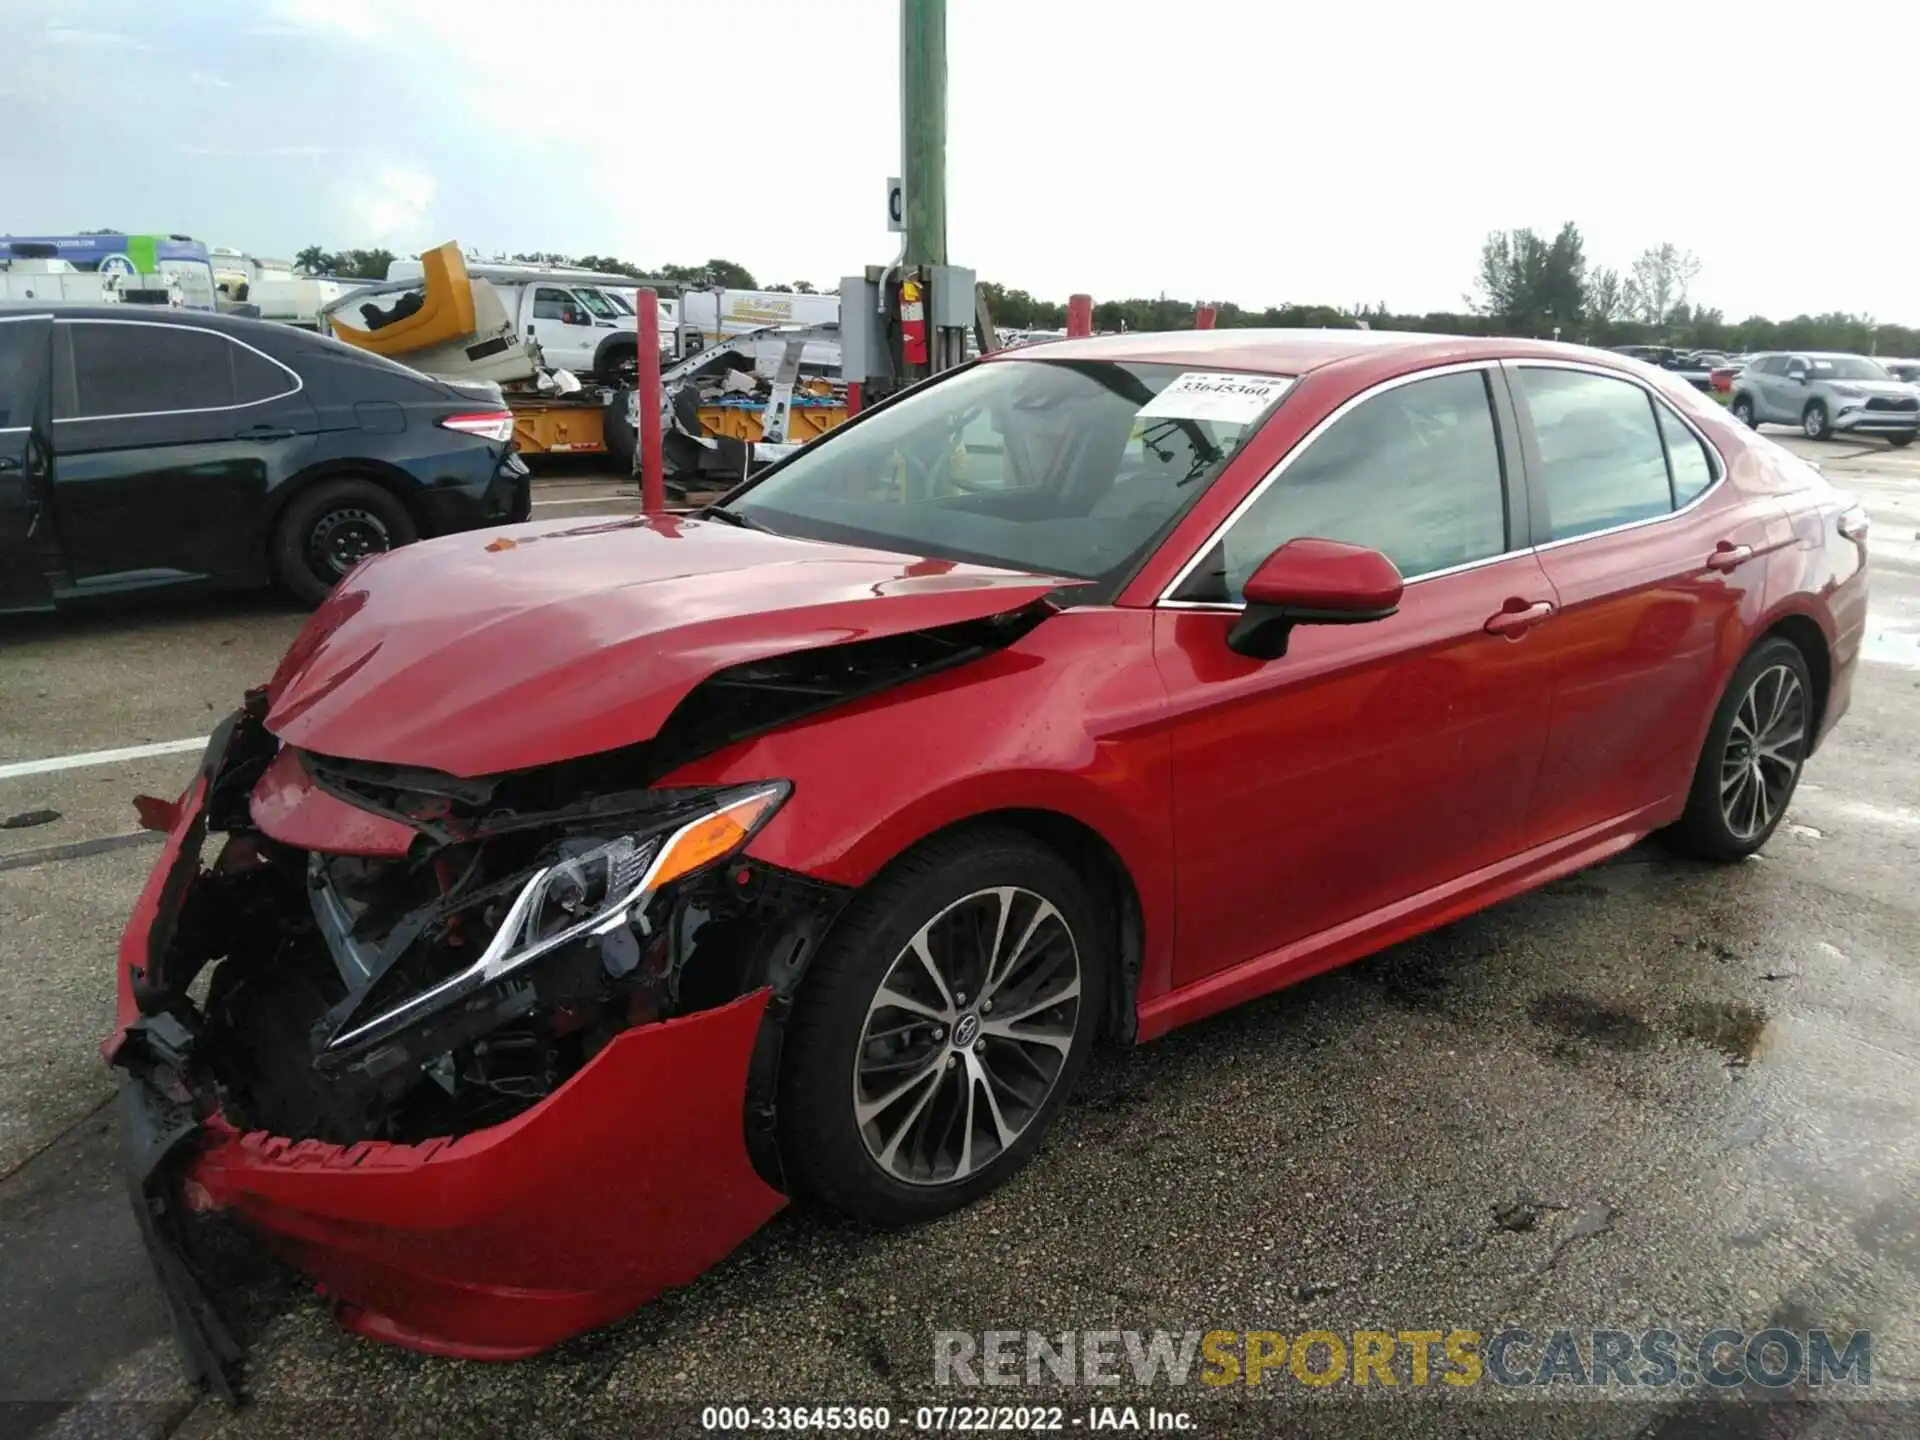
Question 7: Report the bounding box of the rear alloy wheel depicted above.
[1665,637,1813,861]
[1802,401,1832,440]
[272,477,417,606]
[779,831,1105,1225]
[1730,394,1757,428]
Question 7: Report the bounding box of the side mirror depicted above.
[1228,538,1404,660]
[1789,368,1809,384]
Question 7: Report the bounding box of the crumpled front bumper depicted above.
[108,731,787,1385]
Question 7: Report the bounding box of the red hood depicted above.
[264,514,1062,776]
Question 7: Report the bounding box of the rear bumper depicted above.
[413,450,532,534]
[108,725,786,1379]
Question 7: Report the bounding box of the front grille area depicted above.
[1866,396,1920,413]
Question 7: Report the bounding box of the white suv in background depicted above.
[1730,352,1920,445]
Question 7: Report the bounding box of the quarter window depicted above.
[1204,369,1509,600]
[1516,368,1673,540]
[1657,404,1716,506]
[62,322,289,418]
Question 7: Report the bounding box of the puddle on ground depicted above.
[1528,992,1655,1050]
[1677,1000,1770,1067]
[1529,992,1771,1068]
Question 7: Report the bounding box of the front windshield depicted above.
[1807,356,1889,381]
[728,359,1291,582]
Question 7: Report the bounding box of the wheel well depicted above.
[895,808,1145,1045]
[263,464,430,579]
[1759,613,1831,743]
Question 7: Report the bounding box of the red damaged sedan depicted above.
[108,330,1868,1389]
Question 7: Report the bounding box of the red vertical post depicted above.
[636,287,665,514]
[845,381,863,417]
[1066,293,1093,337]
[1195,305,1218,330]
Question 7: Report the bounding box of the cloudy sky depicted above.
[6,0,1916,322]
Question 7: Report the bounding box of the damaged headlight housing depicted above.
[325,783,788,1056]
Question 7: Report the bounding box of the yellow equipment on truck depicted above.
[319,243,850,484]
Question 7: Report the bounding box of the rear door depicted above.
[0,314,56,609]
[50,318,318,584]
[1744,357,1780,420]
[1505,360,1776,844]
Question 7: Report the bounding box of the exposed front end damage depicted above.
[107,687,857,1387]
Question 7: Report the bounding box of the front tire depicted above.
[1664,637,1814,861]
[1888,433,1915,449]
[271,478,416,607]
[778,829,1106,1226]
[1730,393,1757,428]
[1802,401,1832,440]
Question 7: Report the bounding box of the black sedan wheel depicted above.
[779,829,1105,1225]
[1665,637,1814,861]
[272,478,417,606]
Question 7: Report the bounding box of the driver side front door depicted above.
[1153,364,1562,990]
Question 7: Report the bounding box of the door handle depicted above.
[1485,599,1555,636]
[1706,542,1753,572]
[235,425,296,442]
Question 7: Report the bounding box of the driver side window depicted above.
[1201,369,1509,602]
[532,287,573,321]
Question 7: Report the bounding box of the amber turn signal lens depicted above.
[645,788,783,891]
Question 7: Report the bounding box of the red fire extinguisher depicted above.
[900,277,929,367]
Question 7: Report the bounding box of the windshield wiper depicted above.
[697,504,778,534]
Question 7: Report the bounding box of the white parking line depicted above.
[0,737,207,782]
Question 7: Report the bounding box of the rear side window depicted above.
[65,322,236,416]
[1517,368,1673,540]
[1657,404,1716,507]
[1210,369,1509,596]
[0,319,41,428]
[59,322,295,420]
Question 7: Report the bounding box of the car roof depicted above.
[982,327,1656,378]
[0,302,297,343]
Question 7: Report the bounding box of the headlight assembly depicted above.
[323,783,788,1056]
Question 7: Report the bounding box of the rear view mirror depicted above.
[1229,538,1403,660]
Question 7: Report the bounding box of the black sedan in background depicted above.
[0,305,528,609]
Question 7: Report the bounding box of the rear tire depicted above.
[1663,637,1815,861]
[602,386,637,474]
[778,829,1106,1227]
[1802,401,1832,440]
[271,478,416,607]
[1730,393,1757,428]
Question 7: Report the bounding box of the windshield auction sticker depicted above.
[1137,371,1294,424]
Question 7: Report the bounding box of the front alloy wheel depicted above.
[779,829,1105,1225]
[853,887,1080,1187]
